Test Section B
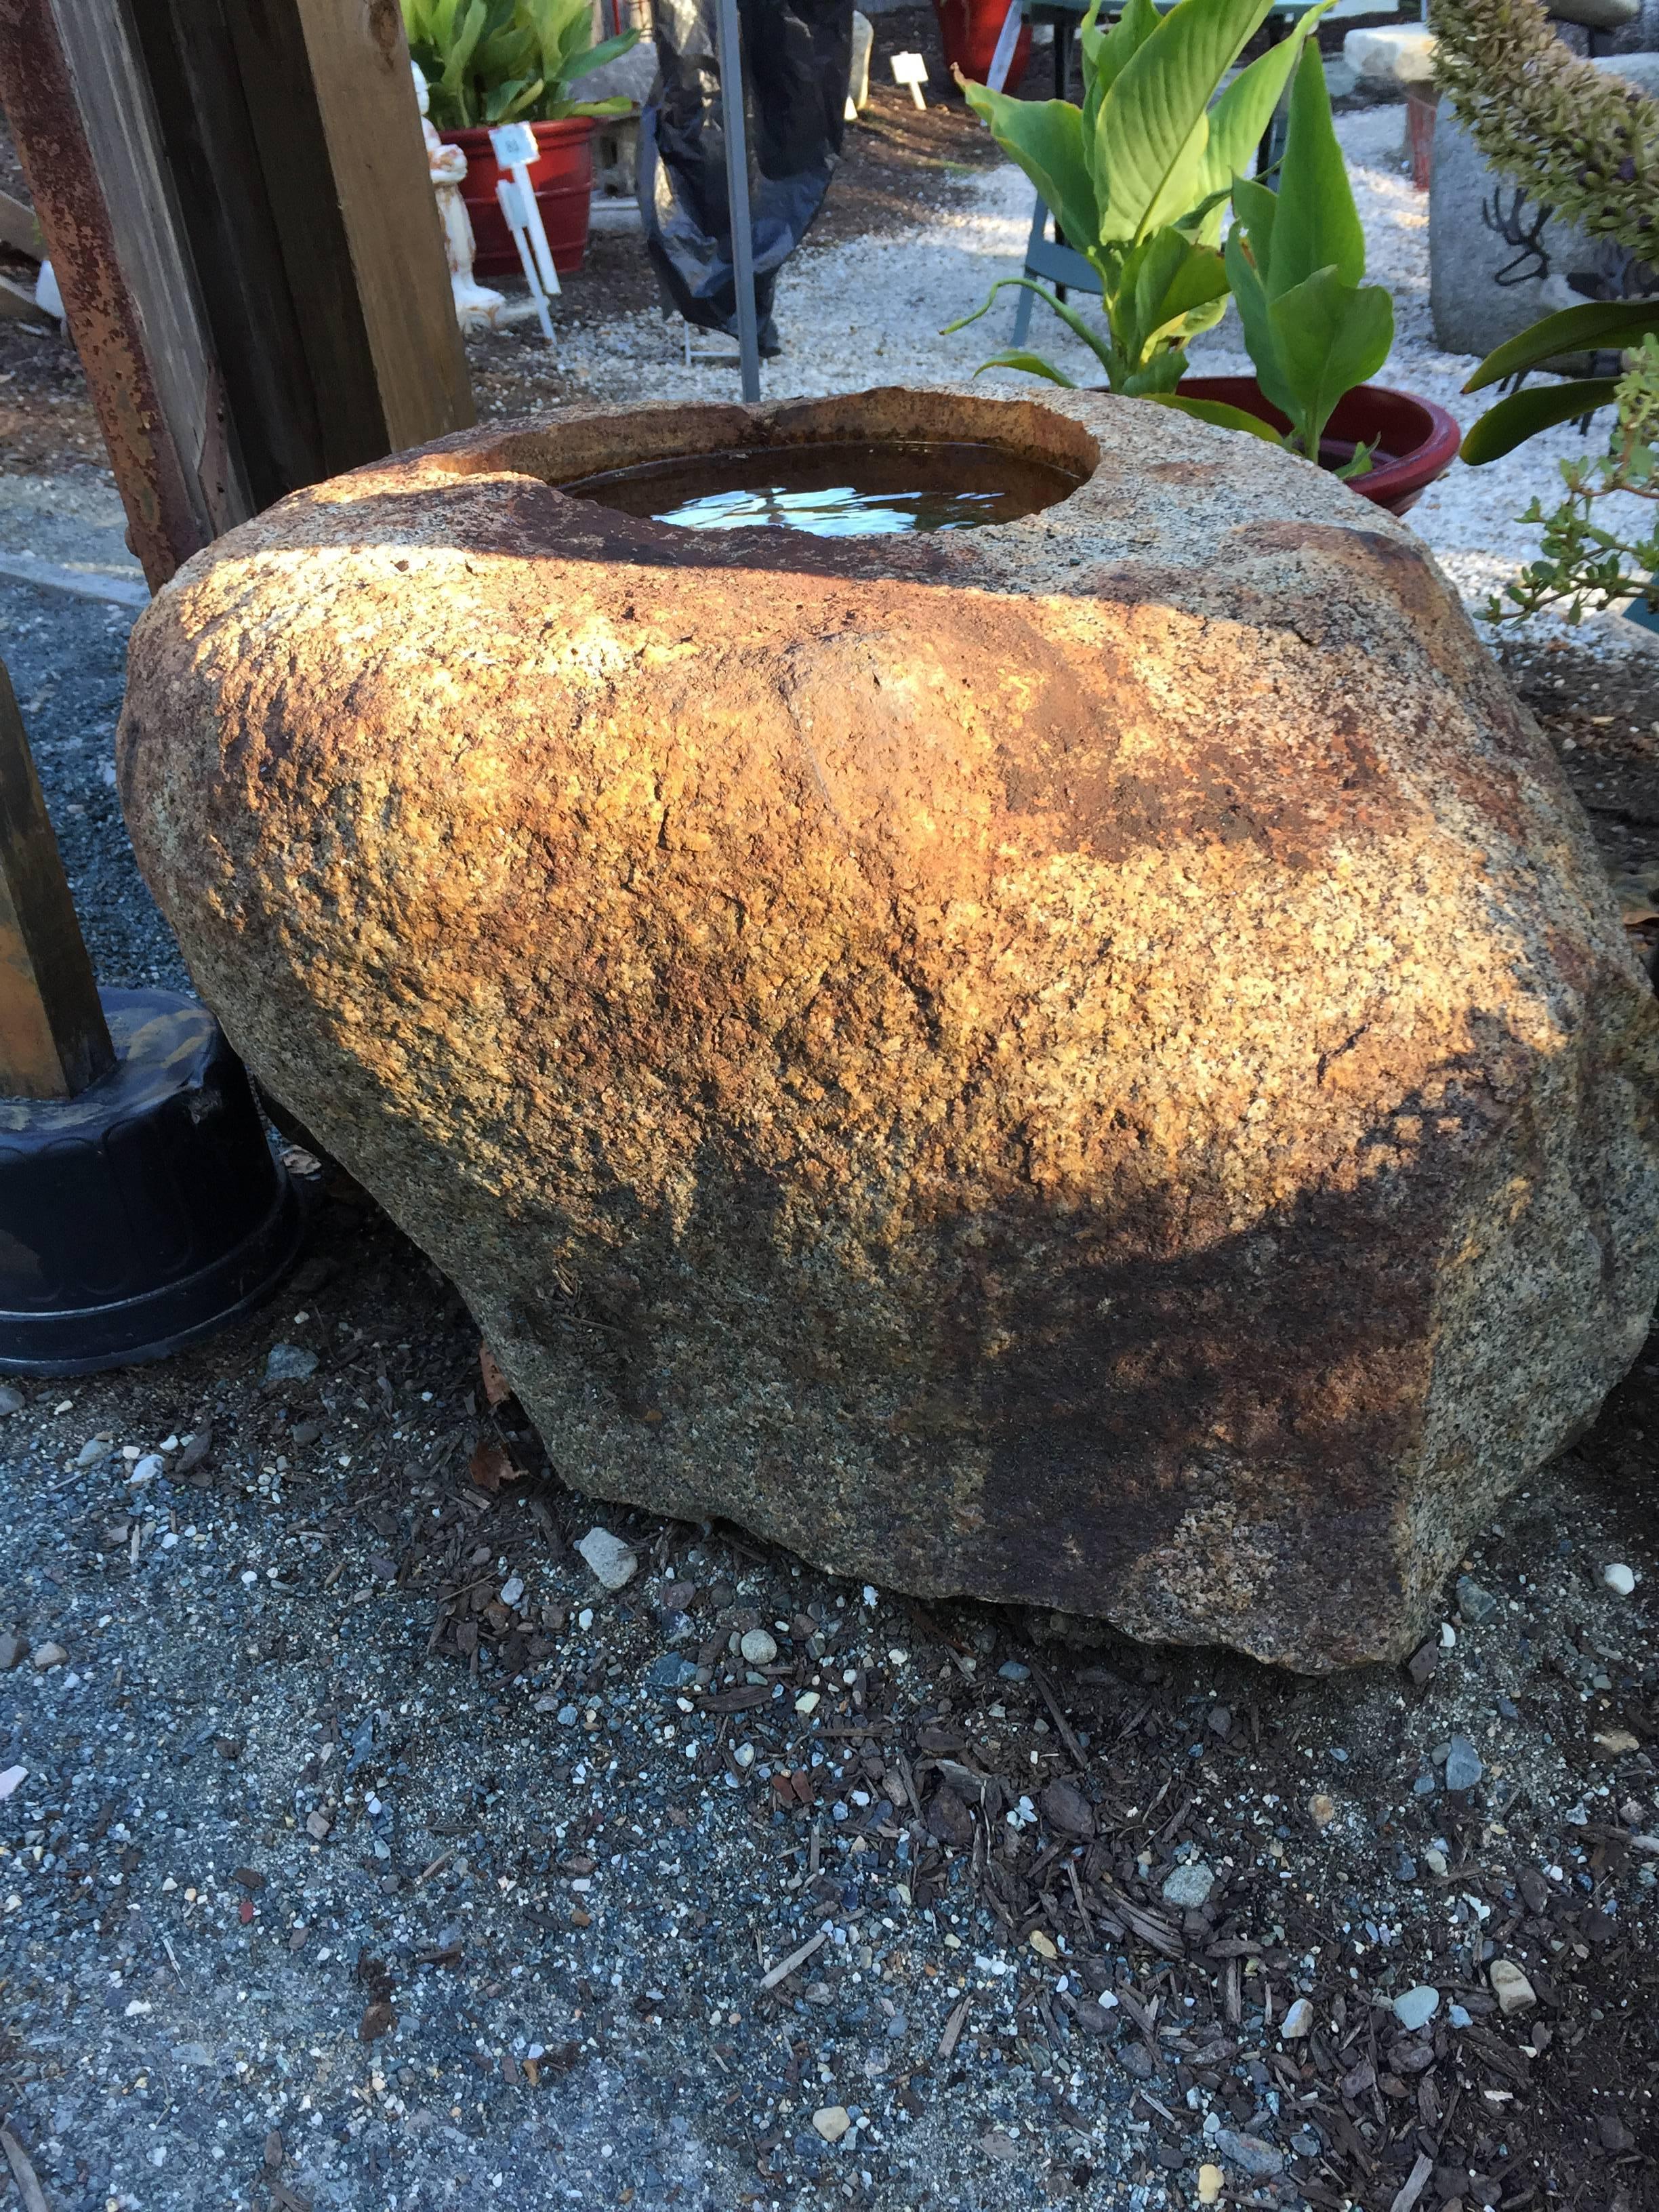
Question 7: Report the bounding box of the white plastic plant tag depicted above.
[489,121,539,169]
[985,0,1024,93]
[890,51,928,108]
[495,177,558,345]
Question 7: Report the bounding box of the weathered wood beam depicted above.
[0,0,252,586]
[0,658,113,1101]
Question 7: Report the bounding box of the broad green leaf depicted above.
[1465,300,1659,390]
[1461,377,1622,464]
[485,73,541,120]
[1083,0,1161,144]
[962,85,1101,262]
[1192,0,1334,222]
[1125,226,1229,359]
[552,92,635,116]
[1147,391,1286,440]
[1265,44,1364,298]
[1123,346,1191,394]
[972,351,1080,387]
[1223,224,1292,419]
[1095,0,1275,244]
[1269,268,1393,452]
[1230,170,1277,262]
[560,26,641,80]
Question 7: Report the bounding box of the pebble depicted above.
[1489,1959,1537,2015]
[812,2105,852,2143]
[1456,1575,1498,1626]
[1214,2129,1283,2179]
[74,1437,108,1468]
[739,1628,778,1665]
[290,1420,323,1447]
[575,1528,638,1590]
[1424,1846,1449,1876]
[499,1576,525,1607]
[1392,1985,1440,2031]
[1197,2163,1225,2205]
[1280,1997,1314,2038]
[263,1343,317,1383]
[130,1453,164,1483]
[1028,1929,1057,1959]
[1308,1793,1336,1828]
[0,1386,22,1416]
[0,1764,25,1800]
[1444,1734,1483,1791]
[30,1641,66,1670]
[1161,1860,1214,1909]
[795,1690,821,1715]
[1603,1562,1637,1597]
[0,1634,22,1672]
[997,1660,1029,1681]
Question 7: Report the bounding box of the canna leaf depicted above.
[1267,267,1393,453]
[1095,0,1275,244]
[946,276,1120,380]
[1464,298,1659,391]
[560,26,642,80]
[972,351,1080,387]
[1263,43,1363,298]
[1192,0,1334,223]
[962,85,1101,264]
[1147,391,1286,439]
[1127,225,1230,358]
[1460,377,1622,464]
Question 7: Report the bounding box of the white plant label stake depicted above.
[489,121,560,346]
[890,52,928,109]
[984,0,1024,93]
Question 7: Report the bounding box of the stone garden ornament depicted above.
[117,386,1659,1672]
[414,64,506,333]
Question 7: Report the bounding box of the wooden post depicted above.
[0,0,253,586]
[0,659,114,1101]
[0,0,474,579]
[125,0,474,508]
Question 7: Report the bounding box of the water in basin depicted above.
[559,439,1082,537]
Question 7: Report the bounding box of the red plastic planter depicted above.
[932,0,1031,91]
[1176,375,1462,516]
[443,117,596,279]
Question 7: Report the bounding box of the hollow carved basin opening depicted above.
[559,438,1084,537]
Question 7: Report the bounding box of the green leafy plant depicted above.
[1474,336,1659,623]
[943,0,1334,404]
[403,0,639,129]
[1460,298,1656,463]
[1222,43,1394,468]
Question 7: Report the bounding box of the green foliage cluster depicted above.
[1481,336,1659,623]
[945,0,1393,466]
[1429,0,1659,255]
[403,0,639,129]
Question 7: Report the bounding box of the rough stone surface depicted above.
[1429,55,1659,361]
[1344,24,1437,85]
[117,385,1659,1671]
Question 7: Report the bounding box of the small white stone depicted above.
[1603,1562,1637,1597]
[733,1742,755,1769]
[30,1642,66,1671]
[575,1528,638,1591]
[499,1576,525,1607]
[812,2105,852,2143]
[0,1765,25,1800]
[795,1690,821,1715]
[131,1454,165,1483]
[1161,1860,1214,1909]
[1280,1997,1315,2038]
[739,1628,777,1665]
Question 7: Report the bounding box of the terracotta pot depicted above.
[442,117,596,279]
[1176,375,1462,516]
[930,0,1031,92]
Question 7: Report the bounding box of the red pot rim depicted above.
[440,115,596,147]
[1174,375,1461,511]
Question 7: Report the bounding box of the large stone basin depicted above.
[118,386,1659,1671]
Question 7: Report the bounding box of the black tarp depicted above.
[639,0,854,355]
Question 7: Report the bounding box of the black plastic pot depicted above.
[0,987,304,1375]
